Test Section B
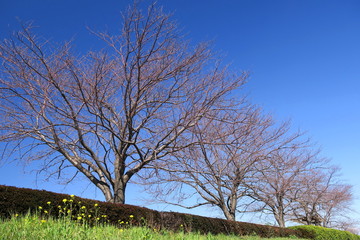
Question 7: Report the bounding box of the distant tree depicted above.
[291,166,353,228]
[0,3,246,204]
[144,107,301,221]
[247,147,322,228]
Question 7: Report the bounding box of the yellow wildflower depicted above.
[62,199,67,203]
[129,215,134,218]
[47,201,51,205]
[94,203,99,207]
[38,206,42,210]
[40,219,47,223]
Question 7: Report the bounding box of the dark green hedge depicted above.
[0,185,310,238]
[289,225,360,240]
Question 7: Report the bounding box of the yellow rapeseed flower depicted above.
[47,201,51,205]
[77,216,82,220]
[41,219,47,223]
[70,194,75,198]
[94,203,99,207]
[62,199,67,203]
[81,206,86,209]
[44,210,48,214]
[119,229,124,233]
[129,215,134,218]
[38,206,42,210]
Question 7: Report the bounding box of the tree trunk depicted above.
[110,181,127,204]
[222,206,236,221]
[275,212,286,228]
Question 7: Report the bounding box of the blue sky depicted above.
[1,0,359,224]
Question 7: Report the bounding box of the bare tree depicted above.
[247,146,322,228]
[291,166,353,228]
[0,3,246,203]
[144,106,301,221]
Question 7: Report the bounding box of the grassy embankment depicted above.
[0,213,307,240]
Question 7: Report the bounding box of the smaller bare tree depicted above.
[247,146,322,228]
[144,106,301,221]
[291,166,353,228]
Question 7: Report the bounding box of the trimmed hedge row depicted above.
[289,225,360,240]
[0,185,310,238]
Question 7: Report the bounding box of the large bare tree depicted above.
[0,3,246,203]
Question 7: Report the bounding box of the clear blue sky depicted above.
[1,0,359,224]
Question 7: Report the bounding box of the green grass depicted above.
[0,213,308,240]
[289,225,360,240]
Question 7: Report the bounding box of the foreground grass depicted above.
[0,213,308,240]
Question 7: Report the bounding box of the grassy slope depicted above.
[0,213,307,240]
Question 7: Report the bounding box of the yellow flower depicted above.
[102,215,107,218]
[96,217,100,221]
[69,199,73,202]
[81,206,86,209]
[62,199,67,203]
[88,215,91,218]
[44,210,48,214]
[15,214,19,217]
[70,194,75,198]
[57,205,61,209]
[47,201,51,205]
[119,229,124,233]
[94,203,99,207]
[129,215,134,218]
[77,216,82,220]
[38,206,42,210]
[40,219,47,223]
